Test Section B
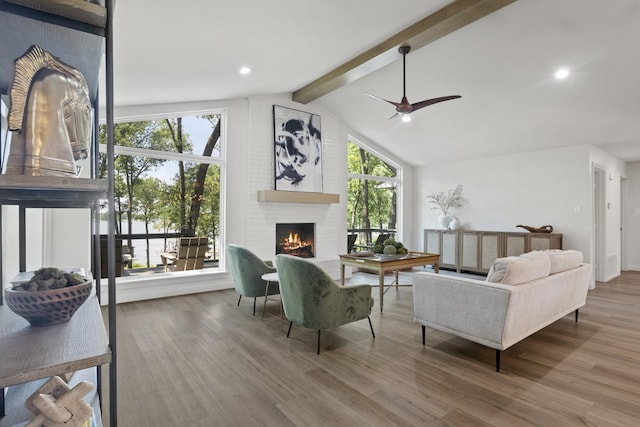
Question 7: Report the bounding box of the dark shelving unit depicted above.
[0,0,116,425]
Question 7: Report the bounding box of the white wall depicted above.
[414,144,628,284]
[625,161,640,271]
[242,95,346,266]
[2,207,45,280]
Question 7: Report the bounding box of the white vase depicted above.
[438,213,451,229]
[449,217,461,230]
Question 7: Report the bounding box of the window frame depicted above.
[347,136,403,242]
[98,108,227,284]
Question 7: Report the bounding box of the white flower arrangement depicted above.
[427,185,464,216]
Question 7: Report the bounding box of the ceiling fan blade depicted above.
[366,93,402,109]
[368,45,461,118]
[411,95,461,112]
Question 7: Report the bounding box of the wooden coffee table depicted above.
[339,252,440,312]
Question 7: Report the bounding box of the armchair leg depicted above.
[575,309,579,322]
[253,297,256,316]
[368,317,375,338]
[237,295,242,306]
[317,330,321,355]
[286,321,293,337]
[422,325,426,345]
[496,349,501,372]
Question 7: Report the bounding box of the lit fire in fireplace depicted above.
[281,232,312,252]
[276,223,315,258]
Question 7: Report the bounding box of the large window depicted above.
[347,138,401,250]
[99,113,223,277]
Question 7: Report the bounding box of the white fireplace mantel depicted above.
[257,190,339,204]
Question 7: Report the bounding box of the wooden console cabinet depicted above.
[424,229,563,274]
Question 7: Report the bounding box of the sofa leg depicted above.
[422,325,426,345]
[237,295,242,306]
[368,316,375,338]
[575,309,579,322]
[317,330,321,355]
[286,321,293,337]
[253,297,256,316]
[496,350,501,372]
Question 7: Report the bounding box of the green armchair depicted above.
[275,254,375,354]
[227,244,278,316]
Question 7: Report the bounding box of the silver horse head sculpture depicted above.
[6,45,91,177]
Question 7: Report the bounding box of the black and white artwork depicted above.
[273,105,322,192]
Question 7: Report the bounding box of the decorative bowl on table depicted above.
[373,254,406,261]
[4,268,92,327]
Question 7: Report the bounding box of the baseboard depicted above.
[99,259,351,304]
[603,272,621,283]
[99,271,233,305]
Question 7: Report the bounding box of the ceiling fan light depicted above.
[554,68,570,79]
[401,114,412,123]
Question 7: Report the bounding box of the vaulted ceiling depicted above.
[110,0,640,166]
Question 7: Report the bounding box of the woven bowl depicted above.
[4,281,92,326]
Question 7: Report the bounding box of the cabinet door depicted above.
[460,231,480,272]
[424,229,441,254]
[528,233,563,251]
[440,231,459,270]
[479,232,502,272]
[504,233,527,257]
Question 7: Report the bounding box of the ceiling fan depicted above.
[367,44,461,120]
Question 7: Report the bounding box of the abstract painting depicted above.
[273,105,322,192]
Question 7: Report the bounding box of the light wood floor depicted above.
[105,270,640,426]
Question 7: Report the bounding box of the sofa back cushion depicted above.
[544,249,583,274]
[486,251,551,285]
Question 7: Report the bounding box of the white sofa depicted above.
[413,250,592,371]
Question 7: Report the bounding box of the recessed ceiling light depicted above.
[239,66,251,75]
[554,68,570,79]
[401,114,411,123]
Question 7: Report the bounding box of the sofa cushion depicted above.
[544,249,583,274]
[486,252,551,285]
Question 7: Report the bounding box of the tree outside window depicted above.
[347,140,399,250]
[98,113,222,274]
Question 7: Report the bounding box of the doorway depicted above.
[593,168,606,282]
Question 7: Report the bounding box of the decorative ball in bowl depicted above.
[4,268,92,327]
[372,238,408,260]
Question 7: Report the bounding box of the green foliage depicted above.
[99,115,222,259]
[347,141,398,232]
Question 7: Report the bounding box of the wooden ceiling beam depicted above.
[292,0,516,104]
